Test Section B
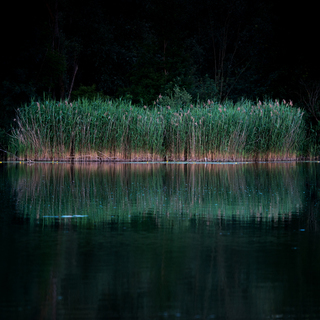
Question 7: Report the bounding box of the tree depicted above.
[185,0,274,101]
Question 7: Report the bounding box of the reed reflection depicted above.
[9,162,309,227]
[3,162,320,319]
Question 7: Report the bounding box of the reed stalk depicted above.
[9,98,307,161]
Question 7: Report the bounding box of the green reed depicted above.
[9,98,306,161]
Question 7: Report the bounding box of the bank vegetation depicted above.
[9,97,307,162]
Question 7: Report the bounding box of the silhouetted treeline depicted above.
[1,0,319,151]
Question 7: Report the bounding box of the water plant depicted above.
[9,97,306,161]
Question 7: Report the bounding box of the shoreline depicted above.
[2,158,320,164]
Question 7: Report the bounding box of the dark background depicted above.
[1,0,319,149]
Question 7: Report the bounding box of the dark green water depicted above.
[1,162,320,320]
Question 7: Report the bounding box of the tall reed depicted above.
[9,98,306,161]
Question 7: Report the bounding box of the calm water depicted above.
[1,162,320,320]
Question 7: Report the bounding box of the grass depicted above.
[9,98,307,161]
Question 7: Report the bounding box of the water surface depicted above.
[1,162,320,319]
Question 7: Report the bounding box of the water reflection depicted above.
[1,162,320,320]
[8,162,310,226]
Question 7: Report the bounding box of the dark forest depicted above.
[1,0,319,154]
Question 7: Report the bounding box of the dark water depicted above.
[1,162,320,320]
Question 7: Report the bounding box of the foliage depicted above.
[2,0,320,157]
[9,98,306,161]
[157,85,193,108]
[299,80,320,125]
[0,128,8,151]
[187,75,218,102]
[71,84,108,101]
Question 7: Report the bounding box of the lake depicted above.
[1,162,320,320]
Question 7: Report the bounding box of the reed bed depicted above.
[9,98,306,161]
